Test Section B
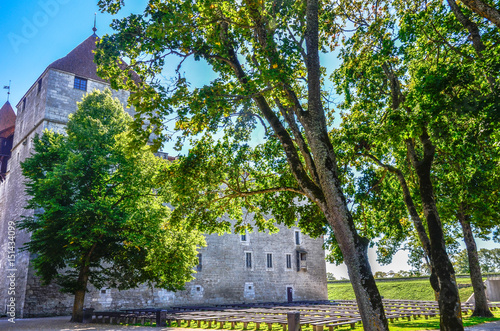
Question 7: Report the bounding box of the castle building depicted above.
[0,32,327,318]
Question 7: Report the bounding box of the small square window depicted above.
[101,289,107,294]
[74,77,87,91]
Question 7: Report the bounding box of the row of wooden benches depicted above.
[88,300,499,329]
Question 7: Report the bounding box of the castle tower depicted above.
[0,32,327,318]
[0,33,133,318]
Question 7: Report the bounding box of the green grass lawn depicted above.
[166,310,500,331]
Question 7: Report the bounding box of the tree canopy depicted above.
[20,90,204,322]
[95,0,500,329]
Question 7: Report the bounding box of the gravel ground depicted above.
[1,315,499,331]
[464,320,500,330]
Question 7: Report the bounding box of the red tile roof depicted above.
[47,34,140,86]
[0,101,16,138]
[47,35,107,83]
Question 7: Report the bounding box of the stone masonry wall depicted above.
[1,67,328,318]
[22,222,327,316]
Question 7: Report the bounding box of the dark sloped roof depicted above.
[0,101,16,136]
[47,35,107,83]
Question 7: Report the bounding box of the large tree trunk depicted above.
[458,211,493,317]
[221,1,388,327]
[321,186,389,331]
[361,153,442,301]
[71,261,90,322]
[232,0,390,328]
[301,1,388,327]
[381,51,462,330]
[458,0,500,29]
[447,0,496,91]
[407,135,463,331]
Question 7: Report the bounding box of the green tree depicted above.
[96,0,389,329]
[331,0,499,324]
[453,248,500,273]
[20,90,204,322]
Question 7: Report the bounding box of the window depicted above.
[286,254,292,269]
[295,230,301,245]
[74,77,87,91]
[196,253,202,272]
[22,98,26,111]
[241,233,247,242]
[296,250,307,271]
[245,252,252,269]
[37,79,42,94]
[266,253,273,269]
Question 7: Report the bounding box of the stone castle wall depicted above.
[22,223,327,317]
[1,67,327,318]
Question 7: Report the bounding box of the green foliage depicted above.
[452,248,500,273]
[20,90,204,294]
[329,0,500,266]
[95,0,332,239]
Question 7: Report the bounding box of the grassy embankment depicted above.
[328,277,475,302]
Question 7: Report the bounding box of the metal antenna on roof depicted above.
[92,13,97,36]
[3,80,11,102]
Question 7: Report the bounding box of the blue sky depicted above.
[0,0,497,279]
